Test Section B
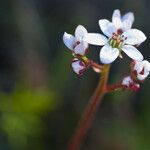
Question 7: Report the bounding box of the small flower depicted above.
[122,76,140,91]
[133,60,150,81]
[63,25,88,56]
[71,58,86,75]
[84,9,146,64]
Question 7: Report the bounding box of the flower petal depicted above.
[122,12,134,30]
[134,60,144,73]
[122,76,133,87]
[100,45,119,64]
[137,73,149,81]
[74,42,88,55]
[123,29,147,45]
[72,59,85,75]
[99,19,116,37]
[112,9,122,29]
[63,32,75,50]
[83,33,107,46]
[133,60,150,80]
[122,45,143,61]
[75,25,88,41]
[143,60,150,72]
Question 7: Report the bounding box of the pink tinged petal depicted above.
[134,60,150,80]
[74,42,88,55]
[75,25,88,41]
[122,45,143,61]
[137,73,149,81]
[123,29,147,45]
[122,76,140,91]
[83,33,107,46]
[112,9,122,29]
[99,19,117,37]
[63,32,75,50]
[122,76,133,87]
[72,59,85,75]
[100,45,119,64]
[122,12,134,30]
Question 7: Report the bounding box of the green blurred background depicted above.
[0,0,150,150]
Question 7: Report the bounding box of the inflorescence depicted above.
[63,9,150,92]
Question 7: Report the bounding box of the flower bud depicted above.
[132,60,150,81]
[122,76,140,91]
[71,59,86,75]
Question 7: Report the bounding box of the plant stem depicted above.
[105,83,126,93]
[90,60,103,70]
[67,64,110,150]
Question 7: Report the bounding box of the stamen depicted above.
[117,29,123,35]
[76,41,80,45]
[110,31,127,49]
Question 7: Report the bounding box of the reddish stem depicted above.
[105,83,126,93]
[79,56,103,72]
[90,60,103,70]
[67,65,110,150]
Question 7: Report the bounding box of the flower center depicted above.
[73,41,81,49]
[76,41,80,45]
[109,29,127,48]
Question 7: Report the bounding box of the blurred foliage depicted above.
[0,85,57,150]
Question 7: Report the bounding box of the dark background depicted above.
[0,0,150,150]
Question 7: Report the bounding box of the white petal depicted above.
[134,60,144,73]
[99,19,116,37]
[122,45,143,61]
[100,45,119,64]
[63,32,75,50]
[74,42,88,55]
[75,25,88,41]
[122,12,134,30]
[137,73,149,81]
[143,60,150,72]
[123,29,147,45]
[83,33,107,46]
[112,9,122,29]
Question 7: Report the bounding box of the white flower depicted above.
[84,9,146,64]
[71,58,86,75]
[122,76,140,91]
[63,25,88,55]
[133,60,150,80]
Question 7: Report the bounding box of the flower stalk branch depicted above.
[105,83,126,93]
[67,64,110,150]
[80,56,103,71]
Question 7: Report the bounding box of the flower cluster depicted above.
[122,60,150,91]
[63,9,150,91]
[63,25,90,75]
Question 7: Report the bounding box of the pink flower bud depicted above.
[71,59,86,75]
[133,60,150,81]
[122,76,140,91]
